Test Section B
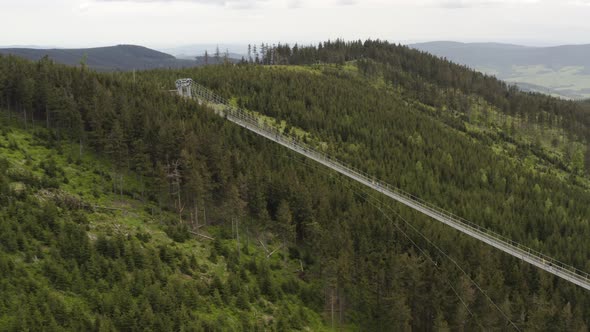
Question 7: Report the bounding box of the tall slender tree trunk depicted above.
[112,171,116,194]
[176,187,182,224]
[195,203,199,229]
[339,286,343,326]
[331,288,335,330]
[282,236,287,264]
[236,218,240,258]
[140,174,144,201]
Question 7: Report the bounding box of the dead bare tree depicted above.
[167,160,184,224]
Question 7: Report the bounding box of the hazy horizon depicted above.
[2,39,590,54]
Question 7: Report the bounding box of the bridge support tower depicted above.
[175,78,193,98]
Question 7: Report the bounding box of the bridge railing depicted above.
[188,81,590,287]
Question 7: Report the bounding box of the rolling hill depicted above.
[0,44,205,71]
[411,41,590,99]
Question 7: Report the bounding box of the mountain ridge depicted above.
[411,41,590,66]
[410,41,590,99]
[0,44,204,71]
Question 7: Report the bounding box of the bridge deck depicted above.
[185,80,590,291]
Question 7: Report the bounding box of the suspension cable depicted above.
[280,152,520,330]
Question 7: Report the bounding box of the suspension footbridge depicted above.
[176,78,590,291]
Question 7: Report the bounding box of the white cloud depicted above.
[89,0,550,10]
[94,0,269,9]
[568,0,590,5]
[438,0,511,8]
[411,0,542,8]
[337,0,357,5]
[95,0,224,3]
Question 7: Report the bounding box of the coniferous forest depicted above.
[1,40,590,330]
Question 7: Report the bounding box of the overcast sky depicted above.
[1,0,589,49]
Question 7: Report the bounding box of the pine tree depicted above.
[215,46,221,63]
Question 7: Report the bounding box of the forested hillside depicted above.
[1,38,590,330]
[0,56,331,330]
[0,122,330,330]
[252,40,590,139]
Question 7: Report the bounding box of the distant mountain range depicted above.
[0,45,210,71]
[158,43,246,60]
[410,41,590,99]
